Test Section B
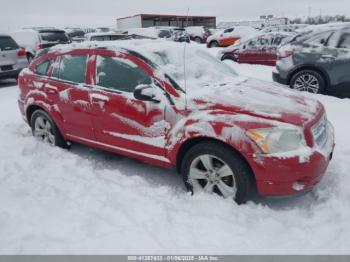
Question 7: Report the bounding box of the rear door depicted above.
[89,49,167,159]
[0,36,19,71]
[238,37,260,64]
[324,30,350,95]
[45,50,94,139]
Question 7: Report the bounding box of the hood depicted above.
[189,77,322,127]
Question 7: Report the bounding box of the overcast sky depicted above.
[1,0,350,31]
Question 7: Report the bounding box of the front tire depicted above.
[290,70,326,94]
[181,141,253,204]
[30,110,68,148]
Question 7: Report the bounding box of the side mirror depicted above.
[320,38,326,45]
[134,85,161,103]
[242,45,246,49]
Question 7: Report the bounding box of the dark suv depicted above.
[273,23,350,97]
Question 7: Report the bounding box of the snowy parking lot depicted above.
[0,59,350,254]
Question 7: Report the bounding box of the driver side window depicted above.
[96,55,152,93]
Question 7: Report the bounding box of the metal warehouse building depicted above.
[116,14,216,30]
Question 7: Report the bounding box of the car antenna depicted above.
[183,7,189,110]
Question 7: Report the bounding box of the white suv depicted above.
[0,33,28,80]
[11,28,70,62]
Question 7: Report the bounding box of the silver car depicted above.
[0,34,28,80]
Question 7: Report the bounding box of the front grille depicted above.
[0,65,13,71]
[312,114,328,147]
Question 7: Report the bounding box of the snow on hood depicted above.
[189,77,321,126]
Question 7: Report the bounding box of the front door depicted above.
[89,50,167,160]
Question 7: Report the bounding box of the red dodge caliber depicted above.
[17,40,334,203]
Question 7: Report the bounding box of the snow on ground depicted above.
[1,58,350,254]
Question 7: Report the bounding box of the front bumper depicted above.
[250,123,335,197]
[272,71,288,85]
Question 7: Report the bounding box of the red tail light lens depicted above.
[278,50,294,58]
[17,49,26,57]
[36,43,44,50]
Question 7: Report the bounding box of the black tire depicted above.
[181,141,253,204]
[194,37,202,43]
[221,54,237,62]
[30,109,68,148]
[290,70,326,94]
[27,53,34,64]
[208,41,219,48]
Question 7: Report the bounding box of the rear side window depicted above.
[272,36,283,46]
[36,60,51,76]
[338,33,350,49]
[96,55,151,92]
[305,31,333,46]
[54,55,87,83]
[0,36,19,51]
[39,31,69,43]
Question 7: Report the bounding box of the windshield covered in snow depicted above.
[142,43,238,88]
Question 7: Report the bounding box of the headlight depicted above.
[246,128,306,154]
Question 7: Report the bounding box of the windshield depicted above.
[68,30,85,38]
[148,44,238,88]
[39,31,69,43]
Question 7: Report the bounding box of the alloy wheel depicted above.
[34,116,55,145]
[188,154,237,198]
[293,73,320,93]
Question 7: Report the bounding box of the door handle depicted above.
[44,84,58,94]
[90,93,109,101]
[321,55,336,61]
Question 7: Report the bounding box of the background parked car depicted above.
[85,32,129,41]
[273,23,350,97]
[65,28,85,42]
[85,32,156,41]
[261,24,309,33]
[186,26,211,43]
[11,28,70,62]
[0,33,28,80]
[220,32,294,66]
[206,26,258,48]
[124,27,189,42]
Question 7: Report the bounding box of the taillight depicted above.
[36,43,44,50]
[17,49,26,57]
[278,50,294,59]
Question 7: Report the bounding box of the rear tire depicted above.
[181,141,253,204]
[27,53,34,64]
[194,37,202,43]
[208,41,219,48]
[290,70,326,94]
[221,54,237,62]
[30,109,68,148]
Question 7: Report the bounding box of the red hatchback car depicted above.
[220,32,293,66]
[17,41,334,203]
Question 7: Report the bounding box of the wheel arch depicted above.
[287,65,330,89]
[175,136,257,191]
[208,40,219,47]
[26,103,67,138]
